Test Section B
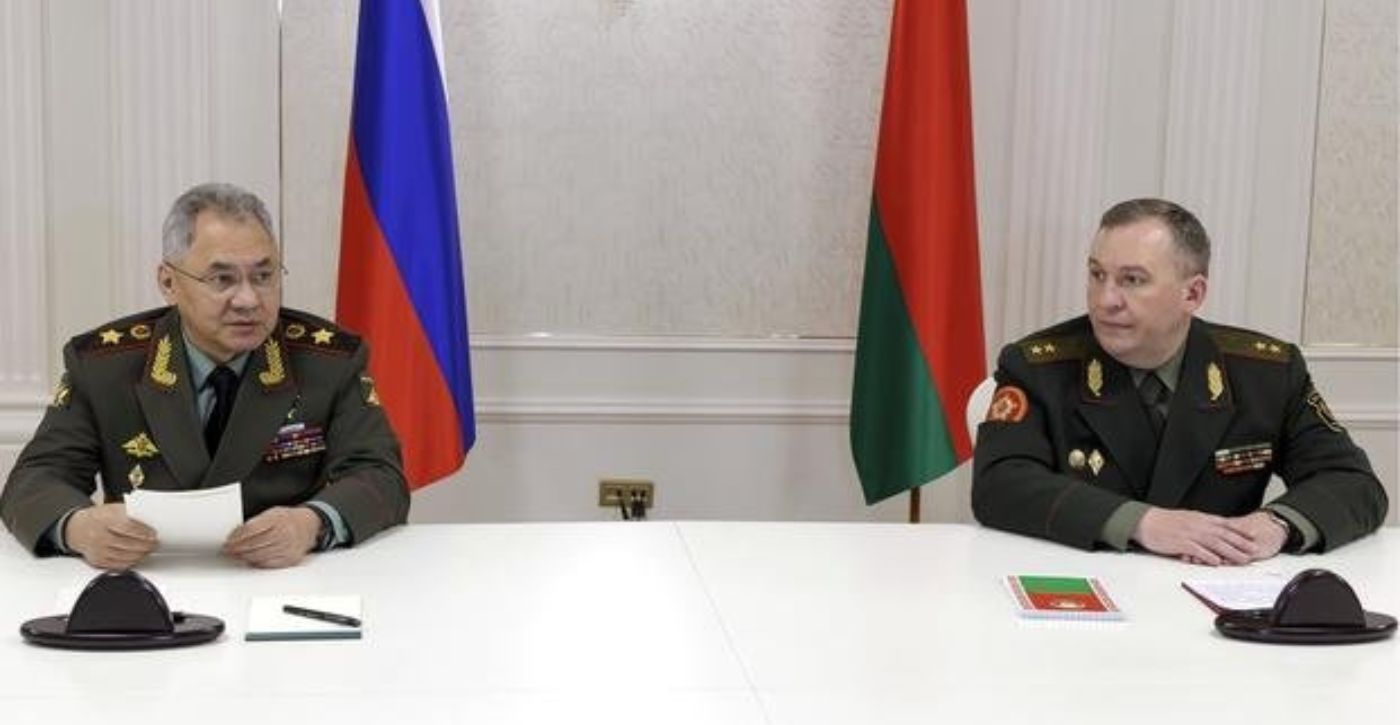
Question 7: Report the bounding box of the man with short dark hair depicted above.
[0,182,409,569]
[972,198,1387,564]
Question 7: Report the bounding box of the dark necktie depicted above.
[203,366,240,455]
[1138,372,1170,439]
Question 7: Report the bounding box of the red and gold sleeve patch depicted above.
[986,385,1029,423]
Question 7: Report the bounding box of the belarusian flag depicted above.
[850,0,985,505]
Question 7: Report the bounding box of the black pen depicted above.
[281,604,361,628]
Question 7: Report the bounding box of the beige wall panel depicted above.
[281,0,891,335]
[0,0,50,403]
[1305,0,1398,345]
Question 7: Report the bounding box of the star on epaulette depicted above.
[280,312,359,356]
[1210,329,1292,363]
[1019,336,1083,364]
[75,324,152,356]
[73,308,167,357]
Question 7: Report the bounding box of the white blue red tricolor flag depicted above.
[337,0,474,489]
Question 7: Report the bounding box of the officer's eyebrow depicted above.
[1087,257,1153,280]
[1115,263,1152,279]
[204,257,277,271]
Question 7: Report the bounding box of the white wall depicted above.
[1,0,1395,526]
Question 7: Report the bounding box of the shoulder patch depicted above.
[50,373,72,409]
[1017,335,1085,364]
[986,385,1029,423]
[1209,328,1292,363]
[1304,383,1344,433]
[279,309,360,356]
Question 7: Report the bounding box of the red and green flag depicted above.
[851,0,985,505]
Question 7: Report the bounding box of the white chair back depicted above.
[964,376,998,446]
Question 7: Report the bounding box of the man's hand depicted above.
[1131,507,1257,566]
[1221,510,1289,562]
[222,506,320,569]
[65,503,158,571]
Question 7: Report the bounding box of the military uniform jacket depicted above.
[1,306,409,553]
[971,316,1387,552]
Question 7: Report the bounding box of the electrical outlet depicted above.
[598,478,654,510]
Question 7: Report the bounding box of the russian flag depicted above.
[336,0,474,489]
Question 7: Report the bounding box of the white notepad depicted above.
[245,595,363,641]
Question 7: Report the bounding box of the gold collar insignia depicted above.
[1206,362,1225,402]
[149,336,178,388]
[258,338,286,387]
[1086,358,1104,398]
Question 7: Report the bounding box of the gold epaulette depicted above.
[1018,335,1086,364]
[72,308,165,356]
[1209,327,1292,363]
[279,309,360,356]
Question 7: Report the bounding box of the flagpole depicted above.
[275,0,285,255]
[908,487,921,524]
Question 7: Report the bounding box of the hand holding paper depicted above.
[64,503,158,570]
[222,506,321,569]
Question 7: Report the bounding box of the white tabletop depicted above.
[2,523,1394,724]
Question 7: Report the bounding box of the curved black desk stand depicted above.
[1215,568,1396,645]
[20,570,224,650]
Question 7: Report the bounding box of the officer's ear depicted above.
[1182,273,1207,313]
[156,263,177,303]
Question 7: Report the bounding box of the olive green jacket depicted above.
[1,306,409,554]
[972,316,1387,551]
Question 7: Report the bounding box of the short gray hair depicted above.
[1099,198,1211,277]
[161,182,275,261]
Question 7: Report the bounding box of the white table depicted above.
[2,523,1394,724]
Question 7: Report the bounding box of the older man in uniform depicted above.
[972,198,1387,565]
[1,182,408,570]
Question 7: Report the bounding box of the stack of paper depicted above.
[1180,577,1288,614]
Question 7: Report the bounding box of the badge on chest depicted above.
[263,423,327,463]
[1214,443,1273,475]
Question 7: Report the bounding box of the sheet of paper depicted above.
[245,595,363,641]
[1181,575,1288,613]
[124,482,244,553]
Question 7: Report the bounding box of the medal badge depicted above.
[263,423,328,463]
[1214,443,1273,475]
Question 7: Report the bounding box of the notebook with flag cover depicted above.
[1005,575,1124,620]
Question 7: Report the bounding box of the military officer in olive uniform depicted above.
[0,183,408,570]
[972,199,1387,565]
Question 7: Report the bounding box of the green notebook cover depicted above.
[1005,575,1124,620]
